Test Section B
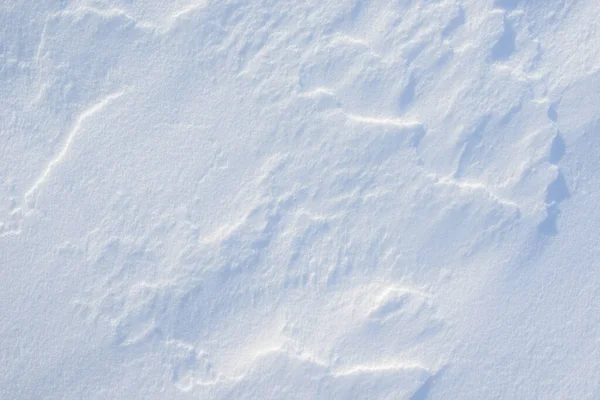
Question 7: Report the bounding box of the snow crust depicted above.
[2,0,600,398]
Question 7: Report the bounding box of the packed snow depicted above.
[2,0,600,398]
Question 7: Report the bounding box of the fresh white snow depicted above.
[2,0,600,398]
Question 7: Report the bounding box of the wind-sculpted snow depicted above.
[2,0,600,399]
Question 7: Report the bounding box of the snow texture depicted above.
[2,0,600,398]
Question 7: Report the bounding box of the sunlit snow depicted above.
[2,1,600,398]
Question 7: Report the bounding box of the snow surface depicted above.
[2,0,600,398]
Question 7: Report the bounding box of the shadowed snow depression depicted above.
[2,1,600,399]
